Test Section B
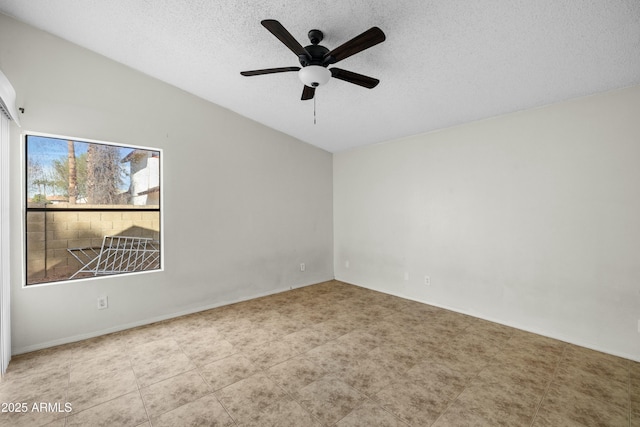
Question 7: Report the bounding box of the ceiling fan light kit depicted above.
[240,19,385,101]
[298,65,331,87]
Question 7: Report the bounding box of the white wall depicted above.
[335,85,640,360]
[0,14,333,354]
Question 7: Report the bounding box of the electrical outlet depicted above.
[300,263,305,272]
[97,296,108,310]
[424,275,431,286]
[345,260,350,268]
[404,272,409,281]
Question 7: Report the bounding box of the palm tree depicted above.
[67,140,77,204]
[86,143,123,204]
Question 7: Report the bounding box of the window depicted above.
[25,133,162,285]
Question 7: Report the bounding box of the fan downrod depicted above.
[300,30,329,67]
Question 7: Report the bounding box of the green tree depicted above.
[27,158,46,196]
[51,152,87,200]
[31,193,50,204]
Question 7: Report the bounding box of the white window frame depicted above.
[23,131,164,287]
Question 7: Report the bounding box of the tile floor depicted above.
[0,280,638,426]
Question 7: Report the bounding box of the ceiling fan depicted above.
[241,20,386,100]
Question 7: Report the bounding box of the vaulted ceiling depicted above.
[1,1,639,152]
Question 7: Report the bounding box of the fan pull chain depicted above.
[313,96,317,125]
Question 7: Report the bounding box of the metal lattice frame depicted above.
[67,236,160,279]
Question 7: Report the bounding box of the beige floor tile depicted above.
[128,338,195,387]
[64,334,126,366]
[211,315,253,335]
[335,330,384,353]
[214,372,288,421]
[532,410,597,427]
[41,418,67,427]
[224,326,283,351]
[392,328,446,355]
[280,327,331,353]
[0,404,67,427]
[442,381,540,426]
[341,356,402,396]
[433,404,502,427]
[428,310,473,333]
[448,332,503,359]
[367,343,422,374]
[333,310,379,329]
[161,314,212,336]
[266,356,326,393]
[260,314,309,336]
[552,363,629,410]
[242,339,301,370]
[374,377,457,426]
[67,366,138,412]
[229,397,321,427]
[463,318,514,345]
[178,337,237,367]
[309,318,356,340]
[114,323,173,347]
[361,318,405,342]
[199,353,259,391]
[536,382,629,427]
[405,359,468,391]
[150,394,234,427]
[0,367,69,408]
[294,375,367,425]
[491,346,560,377]
[336,399,408,426]
[428,345,491,380]
[472,361,550,396]
[172,324,222,346]
[304,340,362,375]
[632,375,640,415]
[139,369,211,418]
[4,346,73,380]
[65,391,148,427]
[560,344,630,385]
[5,281,636,427]
[68,352,131,381]
[506,330,566,357]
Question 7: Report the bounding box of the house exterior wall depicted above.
[128,152,160,205]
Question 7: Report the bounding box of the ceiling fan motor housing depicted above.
[299,44,330,67]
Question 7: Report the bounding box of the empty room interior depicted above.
[0,1,639,426]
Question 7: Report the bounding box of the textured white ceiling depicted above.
[1,0,639,152]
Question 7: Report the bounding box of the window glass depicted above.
[25,134,161,285]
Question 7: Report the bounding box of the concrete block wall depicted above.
[26,204,160,283]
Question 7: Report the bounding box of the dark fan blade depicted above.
[330,68,379,88]
[261,19,310,60]
[323,27,385,65]
[301,85,315,100]
[240,67,300,76]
